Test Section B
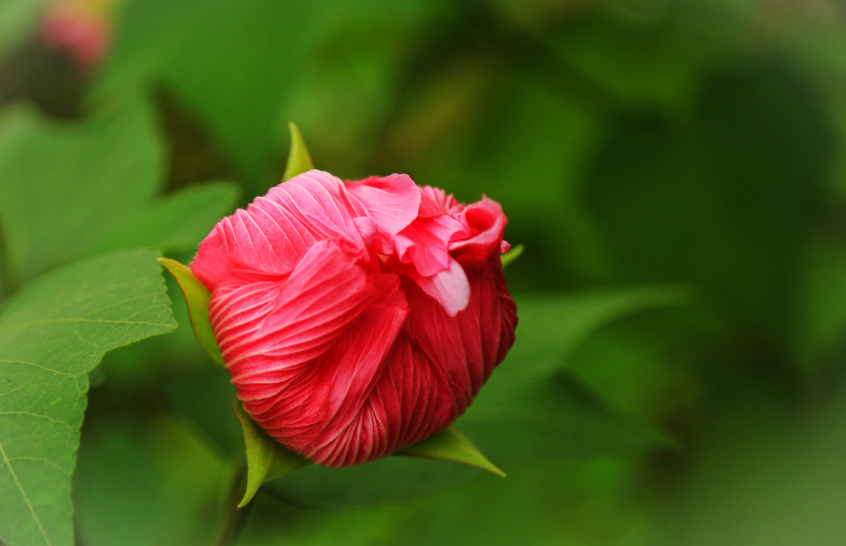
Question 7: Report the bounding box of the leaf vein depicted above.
[0,359,75,378]
[0,440,53,546]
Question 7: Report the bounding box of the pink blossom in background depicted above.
[41,0,117,70]
[191,170,517,467]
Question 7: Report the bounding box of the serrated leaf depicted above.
[157,257,224,367]
[0,249,177,546]
[282,122,314,181]
[231,397,310,507]
[398,426,505,477]
[500,244,523,268]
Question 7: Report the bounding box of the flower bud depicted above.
[191,170,517,467]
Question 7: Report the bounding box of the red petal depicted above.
[449,197,508,262]
[394,215,469,277]
[402,256,517,415]
[216,239,377,392]
[192,170,365,292]
[412,257,471,317]
[346,174,421,253]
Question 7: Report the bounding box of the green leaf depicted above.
[0,99,239,286]
[231,397,310,508]
[500,244,523,268]
[0,249,177,546]
[459,372,676,467]
[398,426,505,477]
[584,62,832,344]
[157,257,224,367]
[98,0,323,192]
[282,122,315,181]
[0,0,44,58]
[73,414,229,546]
[265,454,478,508]
[492,286,692,387]
[84,182,239,256]
[0,100,161,283]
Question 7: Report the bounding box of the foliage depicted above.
[3,0,846,544]
[0,250,175,546]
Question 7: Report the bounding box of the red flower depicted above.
[191,170,517,467]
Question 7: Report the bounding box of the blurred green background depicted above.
[4,0,846,544]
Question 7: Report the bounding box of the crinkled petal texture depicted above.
[192,170,517,467]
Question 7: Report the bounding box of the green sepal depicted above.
[397,426,505,477]
[501,244,524,268]
[232,397,311,507]
[282,122,314,181]
[157,257,225,367]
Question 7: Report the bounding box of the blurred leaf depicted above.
[282,122,314,182]
[584,59,834,347]
[0,99,238,286]
[456,289,686,466]
[0,100,161,283]
[460,371,675,467]
[490,287,691,386]
[165,368,243,460]
[232,397,310,508]
[671,384,846,546]
[74,414,228,546]
[100,0,323,192]
[158,257,224,367]
[0,0,44,58]
[85,182,238,256]
[398,426,505,477]
[265,455,479,507]
[798,237,846,368]
[500,244,523,268]
[0,249,176,546]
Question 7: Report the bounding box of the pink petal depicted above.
[394,214,469,277]
[361,333,457,458]
[346,174,421,234]
[211,240,376,383]
[345,174,421,255]
[297,275,409,465]
[216,240,412,464]
[192,170,365,292]
[263,170,366,259]
[419,185,464,217]
[413,257,471,317]
[403,256,517,412]
[449,196,508,262]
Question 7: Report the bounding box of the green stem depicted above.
[215,464,252,546]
